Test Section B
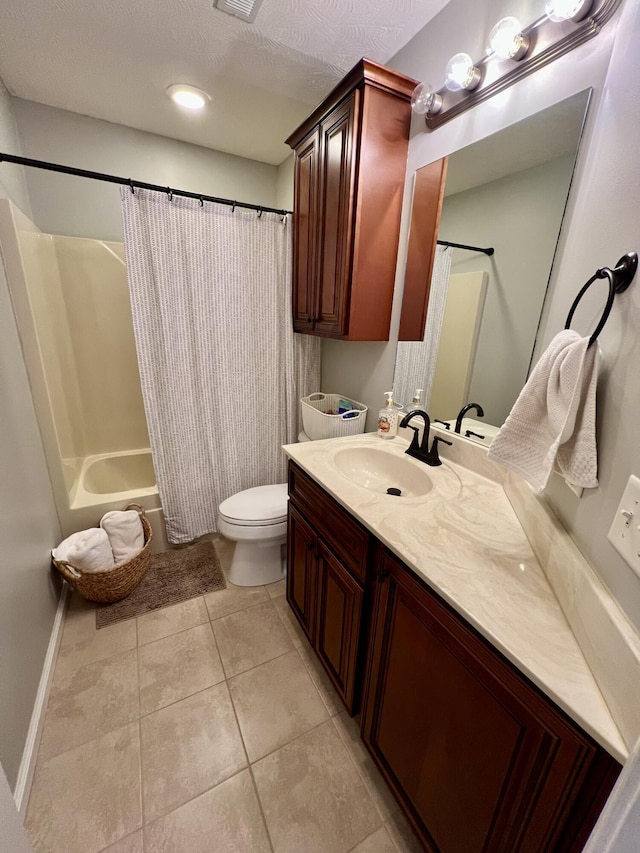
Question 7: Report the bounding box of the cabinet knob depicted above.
[377,567,390,582]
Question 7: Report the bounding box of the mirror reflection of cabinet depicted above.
[394,90,592,435]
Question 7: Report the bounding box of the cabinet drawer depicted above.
[288,462,370,584]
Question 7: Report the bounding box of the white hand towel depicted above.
[487,329,600,493]
[100,509,145,564]
[52,528,115,573]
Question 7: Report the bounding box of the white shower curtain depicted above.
[393,245,452,409]
[120,188,320,544]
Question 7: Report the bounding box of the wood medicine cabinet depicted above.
[285,58,417,340]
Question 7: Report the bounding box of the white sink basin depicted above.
[332,446,433,498]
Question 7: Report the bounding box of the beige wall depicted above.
[0,80,61,792]
[12,99,280,241]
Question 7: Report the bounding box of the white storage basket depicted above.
[301,393,368,441]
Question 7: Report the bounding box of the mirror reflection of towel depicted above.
[488,330,599,494]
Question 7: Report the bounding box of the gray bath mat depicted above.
[95,540,226,628]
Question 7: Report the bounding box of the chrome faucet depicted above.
[454,402,484,434]
[399,410,452,466]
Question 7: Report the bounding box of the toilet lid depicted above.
[219,483,288,525]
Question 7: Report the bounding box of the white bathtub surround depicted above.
[284,431,630,763]
[121,189,320,544]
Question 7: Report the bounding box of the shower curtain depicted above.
[393,245,453,409]
[120,188,320,544]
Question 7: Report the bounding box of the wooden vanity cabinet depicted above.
[287,462,371,713]
[361,548,622,853]
[285,59,417,340]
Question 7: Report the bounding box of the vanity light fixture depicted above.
[166,84,211,110]
[545,0,594,22]
[411,82,442,115]
[412,0,622,130]
[444,53,481,92]
[487,17,529,60]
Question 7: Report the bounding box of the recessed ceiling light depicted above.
[166,84,211,110]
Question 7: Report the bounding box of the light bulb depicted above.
[410,82,443,115]
[545,0,593,22]
[487,17,530,60]
[166,84,211,110]
[444,53,481,92]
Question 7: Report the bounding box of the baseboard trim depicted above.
[13,581,69,817]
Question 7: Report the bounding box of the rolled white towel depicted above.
[100,509,144,564]
[52,528,115,574]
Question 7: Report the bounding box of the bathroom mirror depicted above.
[393,89,591,444]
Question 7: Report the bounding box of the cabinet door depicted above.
[362,550,619,853]
[286,505,318,643]
[292,129,320,333]
[314,92,359,337]
[315,540,364,714]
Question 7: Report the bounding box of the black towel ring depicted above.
[564,252,638,347]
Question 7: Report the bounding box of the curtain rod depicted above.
[438,239,494,256]
[0,152,293,217]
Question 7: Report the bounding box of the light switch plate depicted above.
[608,474,640,578]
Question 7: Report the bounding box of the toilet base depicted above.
[227,538,286,586]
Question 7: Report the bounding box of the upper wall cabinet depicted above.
[286,59,417,340]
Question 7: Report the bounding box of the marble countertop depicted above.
[283,432,627,763]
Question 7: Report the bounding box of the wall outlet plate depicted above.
[607,474,640,579]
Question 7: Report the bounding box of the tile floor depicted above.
[25,537,422,853]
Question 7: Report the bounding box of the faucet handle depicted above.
[427,435,453,466]
[433,419,451,429]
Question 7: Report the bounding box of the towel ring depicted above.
[564,252,638,347]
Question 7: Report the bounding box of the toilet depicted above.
[217,431,311,586]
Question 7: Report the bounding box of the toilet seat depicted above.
[218,483,288,527]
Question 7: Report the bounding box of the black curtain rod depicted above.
[0,152,293,217]
[438,239,494,256]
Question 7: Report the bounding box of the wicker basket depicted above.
[53,503,152,603]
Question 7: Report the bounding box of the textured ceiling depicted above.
[0,0,451,165]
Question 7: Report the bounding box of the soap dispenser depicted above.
[412,389,426,413]
[377,391,399,440]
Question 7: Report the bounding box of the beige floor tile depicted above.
[140,682,247,822]
[332,712,401,822]
[138,623,224,714]
[297,643,344,716]
[98,831,144,853]
[39,649,139,760]
[204,582,269,620]
[272,594,309,648]
[229,649,328,761]
[144,769,271,853]
[137,596,208,646]
[350,826,397,853]
[56,596,137,677]
[266,578,286,598]
[25,722,141,853]
[212,600,293,677]
[252,719,380,853]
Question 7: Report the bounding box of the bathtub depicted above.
[66,449,168,552]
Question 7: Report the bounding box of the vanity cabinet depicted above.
[361,547,622,853]
[285,59,417,340]
[287,462,371,713]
